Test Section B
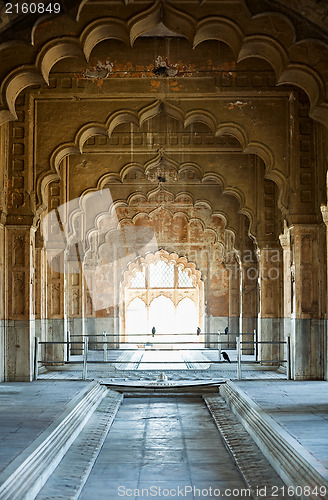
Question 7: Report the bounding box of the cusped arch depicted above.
[0,1,327,128]
[122,249,203,290]
[49,101,280,189]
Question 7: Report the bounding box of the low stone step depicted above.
[0,381,108,500]
[36,390,123,500]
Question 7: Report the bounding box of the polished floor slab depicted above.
[79,396,248,500]
[0,380,89,474]
[233,380,328,470]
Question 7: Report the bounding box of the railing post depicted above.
[286,336,291,380]
[67,331,70,362]
[255,328,258,361]
[237,335,242,380]
[34,337,39,381]
[218,330,221,360]
[82,336,88,380]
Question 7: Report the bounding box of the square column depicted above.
[44,250,66,365]
[66,259,84,355]
[0,223,5,381]
[227,262,240,335]
[240,262,257,354]
[5,225,36,381]
[281,223,326,380]
[321,206,328,380]
[257,247,282,364]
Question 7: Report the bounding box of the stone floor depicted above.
[233,380,328,470]
[1,379,327,499]
[0,380,89,474]
[79,396,248,500]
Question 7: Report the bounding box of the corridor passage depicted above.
[79,396,248,500]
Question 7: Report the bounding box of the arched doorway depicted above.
[122,250,204,349]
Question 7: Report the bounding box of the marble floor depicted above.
[233,380,328,470]
[79,396,248,500]
[1,379,327,499]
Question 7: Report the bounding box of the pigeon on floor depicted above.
[222,351,231,363]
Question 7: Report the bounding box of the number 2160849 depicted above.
[5,3,61,15]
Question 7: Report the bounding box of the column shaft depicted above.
[5,226,35,381]
[258,247,282,364]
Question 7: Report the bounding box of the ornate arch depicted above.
[121,249,205,338]
[41,100,284,223]
[0,1,327,128]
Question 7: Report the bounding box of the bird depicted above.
[197,327,201,336]
[152,326,156,337]
[224,326,229,334]
[158,175,166,182]
[222,351,231,363]
[153,66,168,76]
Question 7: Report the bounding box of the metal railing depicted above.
[34,331,290,381]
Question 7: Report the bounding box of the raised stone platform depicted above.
[220,380,328,500]
[0,381,117,500]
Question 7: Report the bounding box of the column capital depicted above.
[279,232,290,249]
[279,223,290,249]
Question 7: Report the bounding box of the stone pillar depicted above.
[84,264,96,347]
[320,205,328,380]
[240,261,257,354]
[279,225,293,376]
[257,246,282,364]
[45,250,66,364]
[227,261,240,335]
[67,259,84,355]
[288,223,325,380]
[112,246,119,348]
[0,223,5,381]
[5,225,36,381]
[35,232,47,344]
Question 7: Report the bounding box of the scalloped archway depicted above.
[0,0,327,129]
[121,249,205,345]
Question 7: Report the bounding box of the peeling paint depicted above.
[83,60,114,80]
[227,100,248,110]
[150,80,161,90]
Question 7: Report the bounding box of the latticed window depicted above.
[178,267,194,287]
[149,260,174,288]
[130,267,146,288]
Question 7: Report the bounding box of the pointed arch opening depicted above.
[122,250,204,349]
